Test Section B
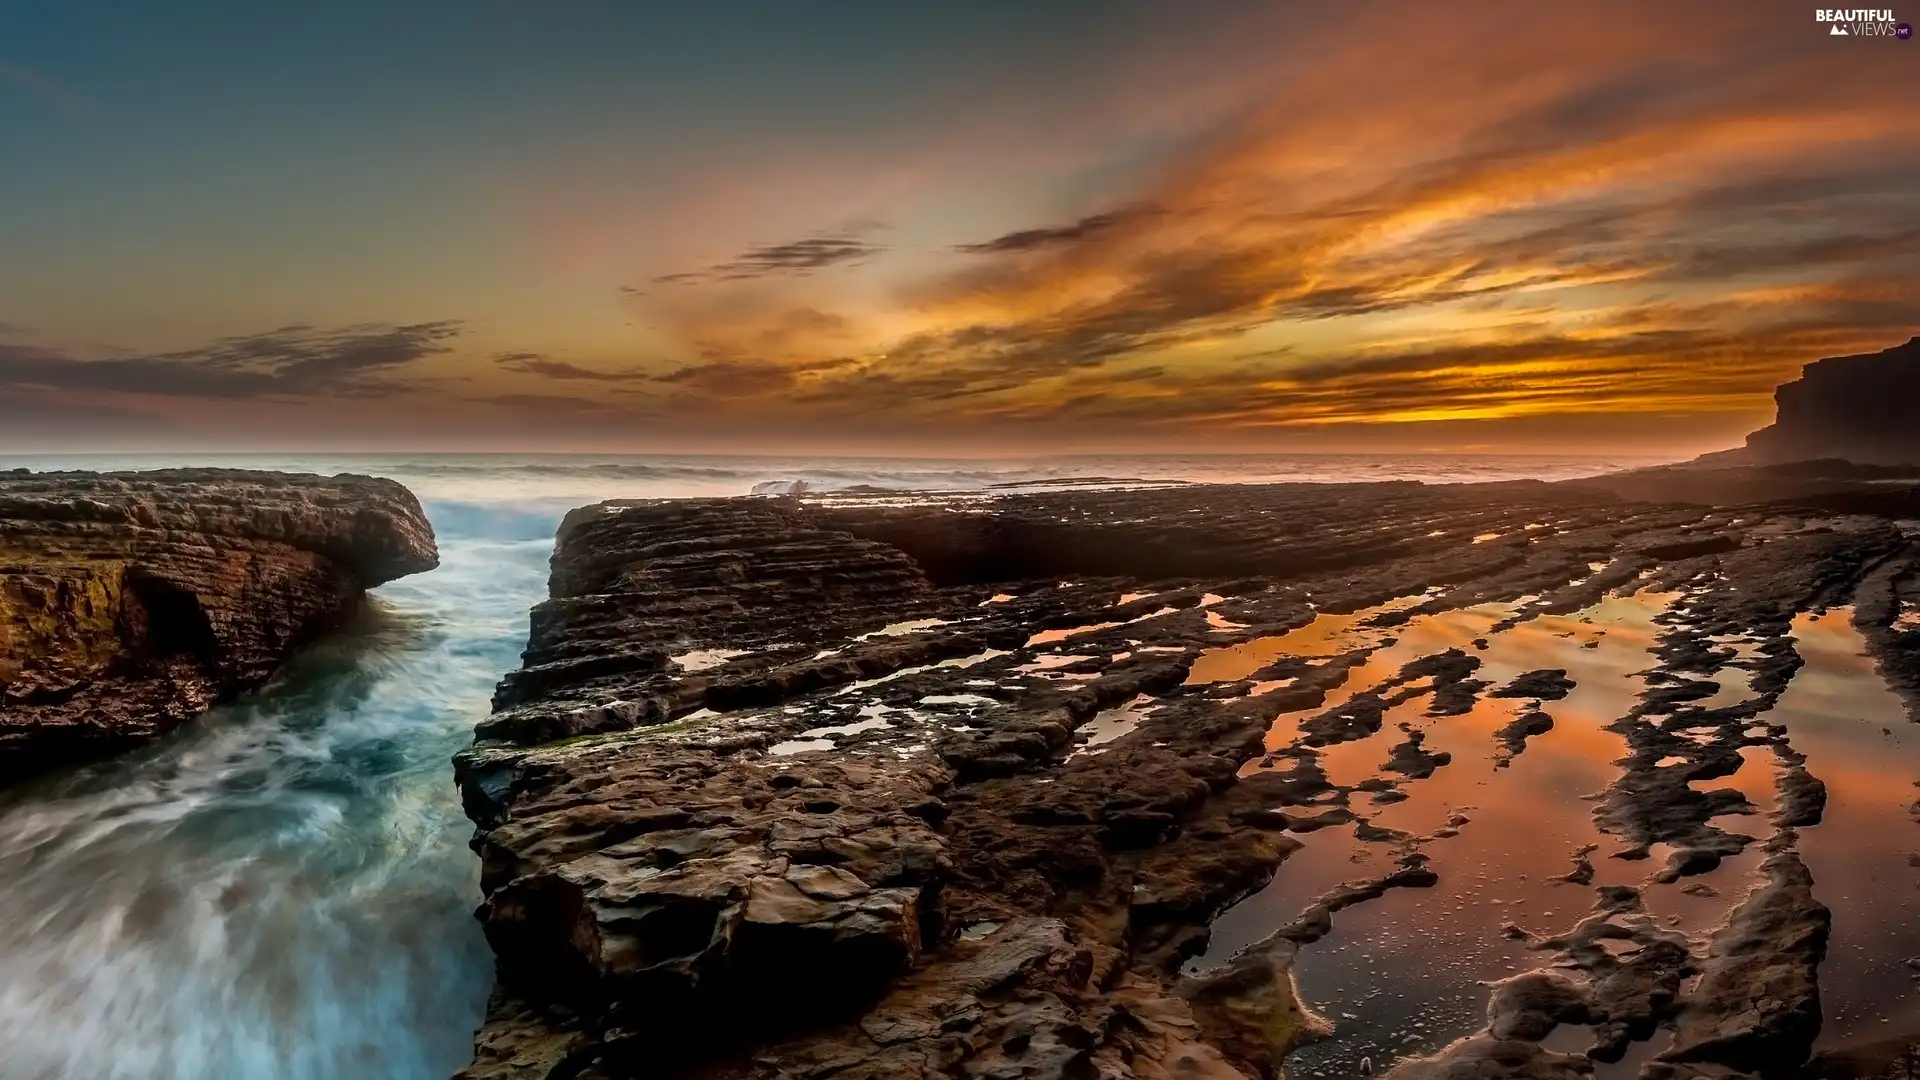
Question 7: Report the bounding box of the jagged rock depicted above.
[1381,730,1451,779]
[1493,710,1555,766]
[1594,735,1764,883]
[0,469,435,775]
[1486,970,1592,1041]
[455,468,1920,1078]
[457,499,1333,1077]
[1555,844,1597,886]
[1180,938,1330,1069]
[1401,649,1486,716]
[475,747,949,1036]
[1775,745,1829,828]
[1663,848,1830,1073]
[1493,669,1575,701]
[1274,859,1440,946]
[451,991,591,1080]
[1381,1034,1592,1080]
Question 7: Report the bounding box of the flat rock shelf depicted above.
[453,466,1920,1080]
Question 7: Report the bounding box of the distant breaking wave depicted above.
[0,453,1679,507]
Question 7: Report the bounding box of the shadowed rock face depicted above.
[0,469,437,774]
[454,471,1920,1080]
[1729,337,1920,467]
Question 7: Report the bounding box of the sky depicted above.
[1,0,1917,456]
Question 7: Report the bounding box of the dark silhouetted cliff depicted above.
[1726,337,1920,466]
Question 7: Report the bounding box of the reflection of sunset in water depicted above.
[1190,589,1920,1078]
[1183,595,1434,686]
[1774,610,1920,1051]
[1196,592,1685,1075]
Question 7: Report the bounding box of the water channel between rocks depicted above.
[0,506,549,1080]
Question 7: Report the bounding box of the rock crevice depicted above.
[457,472,1920,1079]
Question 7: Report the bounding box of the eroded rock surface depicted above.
[457,471,1920,1079]
[0,468,437,773]
[1665,841,1830,1072]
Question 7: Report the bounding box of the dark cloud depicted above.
[874,247,1280,389]
[956,206,1159,255]
[652,359,809,398]
[643,348,864,403]
[1231,346,1296,363]
[747,262,1920,433]
[643,90,1920,433]
[1277,331,1714,387]
[494,350,649,382]
[792,367,1009,410]
[654,235,881,285]
[467,393,640,415]
[735,238,876,272]
[16,2,1914,450]
[1365,164,1920,298]
[0,321,461,400]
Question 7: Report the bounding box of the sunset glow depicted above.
[2,1,1915,454]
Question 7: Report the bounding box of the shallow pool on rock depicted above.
[1182,585,1920,1078]
[1777,610,1920,1050]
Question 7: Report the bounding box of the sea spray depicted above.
[0,504,554,1080]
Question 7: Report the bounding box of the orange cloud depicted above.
[27,1,1911,454]
[602,0,1918,449]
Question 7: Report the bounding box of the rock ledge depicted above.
[0,468,437,773]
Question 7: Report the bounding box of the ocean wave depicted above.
[0,452,1681,508]
[420,499,575,543]
[0,531,547,1079]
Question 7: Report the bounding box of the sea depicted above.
[0,452,1669,1080]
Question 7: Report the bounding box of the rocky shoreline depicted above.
[0,469,438,777]
[451,464,1920,1080]
[9,458,1915,1078]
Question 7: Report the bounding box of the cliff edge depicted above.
[1715,336,1920,466]
[0,468,438,775]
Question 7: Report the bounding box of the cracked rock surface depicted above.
[454,465,1920,1079]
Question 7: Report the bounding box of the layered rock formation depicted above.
[0,469,437,774]
[1717,336,1920,467]
[455,474,1920,1080]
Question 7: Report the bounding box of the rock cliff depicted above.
[455,474,1920,1080]
[1719,336,1920,466]
[0,468,437,775]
